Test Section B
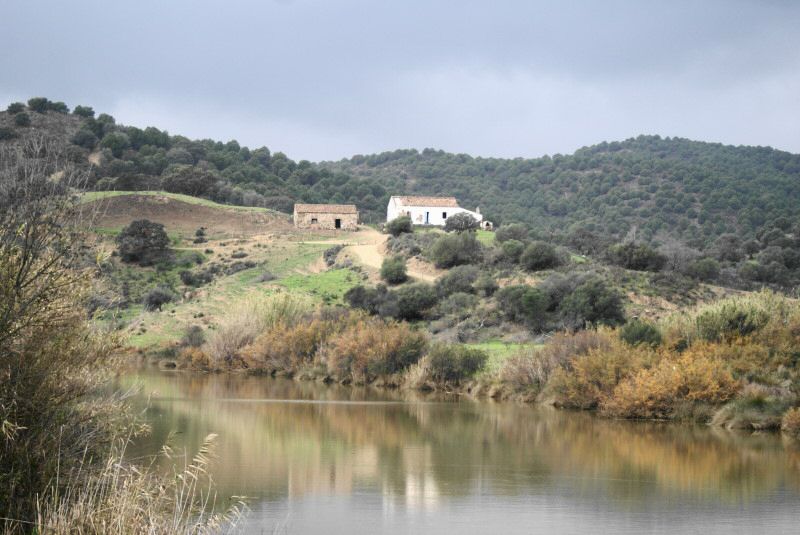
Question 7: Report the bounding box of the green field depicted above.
[465,340,541,371]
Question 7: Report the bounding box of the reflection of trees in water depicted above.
[124,372,800,506]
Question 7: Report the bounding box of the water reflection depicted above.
[123,371,800,534]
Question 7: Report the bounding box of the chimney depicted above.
[475,206,481,215]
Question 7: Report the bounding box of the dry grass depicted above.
[35,434,246,534]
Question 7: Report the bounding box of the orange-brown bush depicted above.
[179,346,212,370]
[603,343,740,419]
[545,339,653,410]
[241,313,362,372]
[321,320,428,383]
[782,407,800,436]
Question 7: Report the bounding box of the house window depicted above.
[442,212,447,219]
[311,217,318,224]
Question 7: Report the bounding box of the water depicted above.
[125,370,800,534]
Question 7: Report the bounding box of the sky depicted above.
[1,0,799,161]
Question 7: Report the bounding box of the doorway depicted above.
[425,212,430,224]
[335,218,342,229]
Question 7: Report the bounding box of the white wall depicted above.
[386,198,482,226]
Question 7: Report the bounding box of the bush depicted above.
[71,128,98,149]
[14,112,31,127]
[560,278,625,329]
[181,325,206,347]
[444,212,479,232]
[500,239,525,263]
[474,273,499,297]
[27,97,51,113]
[435,265,479,296]
[0,126,17,140]
[619,319,662,347]
[603,344,739,419]
[387,232,437,257]
[607,242,667,272]
[694,302,770,343]
[495,223,528,243]
[381,256,408,284]
[426,344,488,384]
[782,408,800,436]
[323,320,428,383]
[100,131,131,158]
[324,244,344,266]
[6,101,25,114]
[686,258,720,281]
[430,231,482,268]
[143,286,175,311]
[386,215,413,236]
[73,105,95,118]
[116,219,170,265]
[495,285,550,328]
[436,292,479,319]
[395,283,438,320]
[520,241,561,271]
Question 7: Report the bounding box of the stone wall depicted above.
[293,211,358,230]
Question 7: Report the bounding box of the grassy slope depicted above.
[81,190,280,213]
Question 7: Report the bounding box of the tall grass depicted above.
[35,434,246,534]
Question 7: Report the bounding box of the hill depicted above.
[321,139,800,247]
[3,97,800,248]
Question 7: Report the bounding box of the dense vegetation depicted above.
[3,97,800,249]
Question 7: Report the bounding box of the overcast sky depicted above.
[2,0,799,161]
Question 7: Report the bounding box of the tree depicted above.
[686,258,720,281]
[444,212,478,232]
[494,223,528,243]
[395,283,438,320]
[713,234,743,262]
[435,265,479,296]
[116,219,170,265]
[380,256,408,285]
[430,231,482,268]
[161,165,216,196]
[27,97,51,113]
[73,105,95,118]
[14,112,31,127]
[500,239,524,263]
[6,102,25,114]
[495,285,549,327]
[386,215,412,236]
[607,242,666,271]
[520,241,561,271]
[560,278,625,329]
[71,128,99,149]
[100,132,131,158]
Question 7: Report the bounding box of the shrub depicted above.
[324,244,344,266]
[426,344,488,384]
[322,320,428,382]
[495,285,549,327]
[494,223,528,243]
[14,112,31,127]
[436,292,479,319]
[256,271,276,282]
[520,241,561,271]
[435,264,479,296]
[0,126,17,140]
[143,286,175,311]
[71,128,98,149]
[387,232,437,257]
[444,212,479,232]
[116,219,170,265]
[782,408,800,436]
[430,231,482,268]
[607,242,667,272]
[181,325,206,347]
[72,105,95,118]
[100,131,131,158]
[395,282,438,320]
[603,344,740,419]
[474,273,499,297]
[381,256,408,284]
[560,278,625,329]
[694,301,770,343]
[6,101,25,114]
[27,96,51,113]
[386,215,413,236]
[500,239,525,263]
[685,257,720,281]
[619,319,662,347]
[539,272,589,311]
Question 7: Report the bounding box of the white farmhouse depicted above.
[386,196,483,227]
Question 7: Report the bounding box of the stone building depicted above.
[293,203,359,230]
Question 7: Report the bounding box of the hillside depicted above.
[321,139,800,247]
[3,97,800,248]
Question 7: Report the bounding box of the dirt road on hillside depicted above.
[342,228,442,282]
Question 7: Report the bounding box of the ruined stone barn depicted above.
[292,203,359,230]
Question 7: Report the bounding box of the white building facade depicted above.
[386,196,483,227]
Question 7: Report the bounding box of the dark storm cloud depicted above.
[1,0,798,159]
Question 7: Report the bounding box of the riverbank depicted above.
[165,290,800,434]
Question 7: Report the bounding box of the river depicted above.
[123,370,800,534]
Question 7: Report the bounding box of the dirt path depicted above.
[341,227,442,282]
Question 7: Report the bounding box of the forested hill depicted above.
[2,97,800,248]
[321,138,800,247]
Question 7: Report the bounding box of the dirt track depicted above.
[343,228,442,282]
